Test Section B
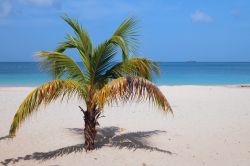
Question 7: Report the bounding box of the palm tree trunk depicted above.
[83,109,97,151]
[79,104,101,151]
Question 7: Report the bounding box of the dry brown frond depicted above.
[9,79,83,137]
[94,77,172,113]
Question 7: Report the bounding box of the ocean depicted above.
[0,62,249,86]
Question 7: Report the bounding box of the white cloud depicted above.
[0,0,12,18]
[191,10,213,23]
[19,0,58,7]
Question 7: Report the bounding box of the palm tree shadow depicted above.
[94,127,172,154]
[1,126,173,166]
[0,135,10,142]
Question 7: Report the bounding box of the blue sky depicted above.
[0,0,250,62]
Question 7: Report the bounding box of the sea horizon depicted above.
[1,61,250,63]
[0,62,249,86]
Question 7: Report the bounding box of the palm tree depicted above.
[9,16,172,151]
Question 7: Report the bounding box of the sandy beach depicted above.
[0,86,250,166]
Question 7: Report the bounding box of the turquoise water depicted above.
[0,62,249,86]
[155,62,250,85]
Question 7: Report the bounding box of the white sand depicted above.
[0,86,250,166]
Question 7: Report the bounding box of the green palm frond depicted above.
[109,35,127,61]
[64,34,91,75]
[100,57,159,82]
[120,57,159,80]
[111,17,139,60]
[95,77,172,112]
[62,15,93,56]
[9,80,84,137]
[91,42,117,86]
[55,40,76,53]
[38,51,86,83]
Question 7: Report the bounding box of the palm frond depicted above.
[91,41,117,86]
[55,40,76,53]
[102,57,159,81]
[94,77,172,113]
[111,17,139,60]
[65,34,91,76]
[109,35,127,61]
[9,80,84,137]
[38,51,86,83]
[62,15,92,56]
